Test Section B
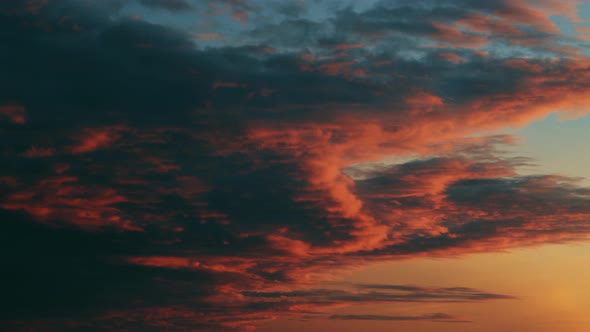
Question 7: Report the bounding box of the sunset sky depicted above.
[2,1,590,331]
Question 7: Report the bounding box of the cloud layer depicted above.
[1,0,590,331]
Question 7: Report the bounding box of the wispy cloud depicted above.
[329,312,470,323]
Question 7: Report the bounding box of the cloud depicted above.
[329,313,470,323]
[1,0,590,331]
[139,0,193,12]
[0,103,26,124]
[242,284,515,303]
[69,126,128,154]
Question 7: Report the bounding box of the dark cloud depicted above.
[329,313,470,323]
[139,0,193,11]
[242,284,514,303]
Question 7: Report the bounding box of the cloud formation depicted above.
[329,313,469,323]
[1,0,590,331]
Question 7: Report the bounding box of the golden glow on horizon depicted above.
[260,244,590,332]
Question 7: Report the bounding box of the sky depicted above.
[1,0,590,331]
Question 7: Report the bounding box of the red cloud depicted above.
[69,126,127,154]
[1,175,137,231]
[0,103,26,124]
